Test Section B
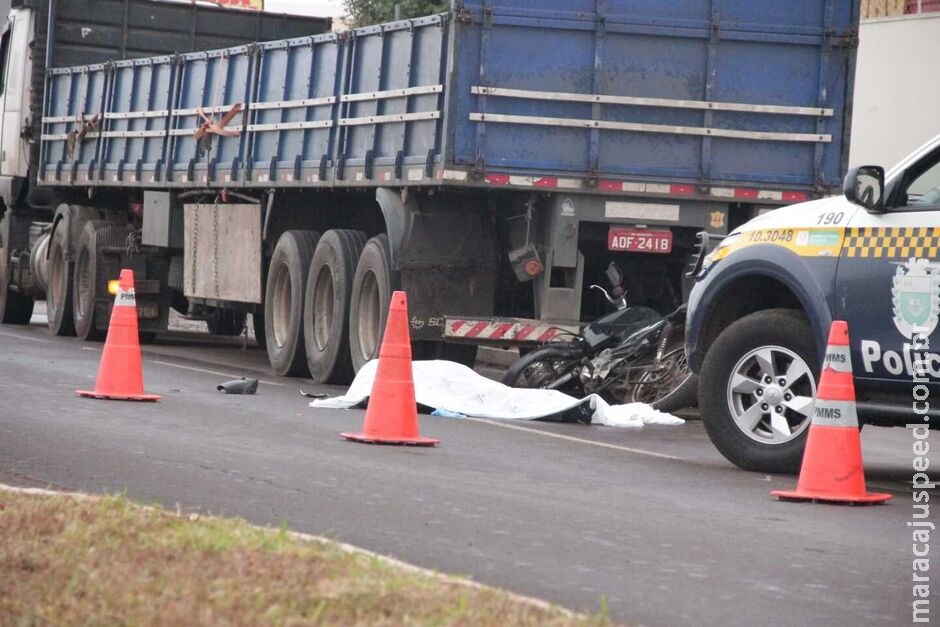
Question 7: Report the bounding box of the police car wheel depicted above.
[700,309,818,473]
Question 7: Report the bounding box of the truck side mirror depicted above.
[843,165,885,213]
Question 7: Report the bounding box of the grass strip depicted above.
[0,488,611,626]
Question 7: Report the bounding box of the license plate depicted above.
[607,228,673,253]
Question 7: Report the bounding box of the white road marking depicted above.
[150,360,284,387]
[464,417,685,461]
[0,330,50,343]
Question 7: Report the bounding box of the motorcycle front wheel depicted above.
[626,345,698,413]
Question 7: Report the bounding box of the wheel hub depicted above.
[762,385,783,406]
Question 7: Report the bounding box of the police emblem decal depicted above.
[892,258,940,339]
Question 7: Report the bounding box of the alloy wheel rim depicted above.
[726,345,816,445]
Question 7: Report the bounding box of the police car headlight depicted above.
[700,233,741,274]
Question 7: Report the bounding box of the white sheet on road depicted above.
[310,360,684,428]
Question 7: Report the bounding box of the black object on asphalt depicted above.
[217,378,259,395]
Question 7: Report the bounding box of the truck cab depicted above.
[0,4,32,188]
[686,133,940,472]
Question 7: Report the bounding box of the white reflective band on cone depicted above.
[114,287,137,308]
[811,398,858,428]
[823,344,852,373]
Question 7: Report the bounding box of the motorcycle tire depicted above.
[501,344,583,390]
[628,342,698,413]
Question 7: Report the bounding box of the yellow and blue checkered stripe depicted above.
[842,227,940,259]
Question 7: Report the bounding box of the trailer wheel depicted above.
[265,230,320,376]
[72,221,116,342]
[0,215,34,324]
[46,227,76,336]
[349,234,393,373]
[304,229,367,383]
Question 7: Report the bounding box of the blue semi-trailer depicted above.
[1,0,859,385]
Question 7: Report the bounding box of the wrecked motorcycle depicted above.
[501,263,697,413]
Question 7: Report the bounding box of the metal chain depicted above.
[190,205,199,295]
[212,198,220,298]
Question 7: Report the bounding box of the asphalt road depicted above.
[0,314,933,626]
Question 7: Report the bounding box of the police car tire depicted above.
[699,309,818,474]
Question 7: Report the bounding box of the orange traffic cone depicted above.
[76,269,160,402]
[772,321,889,504]
[342,291,438,446]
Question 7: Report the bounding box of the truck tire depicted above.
[72,221,122,342]
[265,230,320,377]
[46,227,76,336]
[0,215,34,324]
[349,234,393,373]
[303,229,367,383]
[206,308,246,336]
[699,309,819,474]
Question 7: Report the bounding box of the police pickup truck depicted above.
[686,134,940,472]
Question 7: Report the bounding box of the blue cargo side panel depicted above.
[452,0,857,191]
[98,57,175,186]
[247,34,343,185]
[40,65,109,185]
[335,16,447,181]
[166,47,253,186]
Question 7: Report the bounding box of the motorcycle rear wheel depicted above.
[500,344,583,392]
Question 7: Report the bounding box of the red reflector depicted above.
[670,184,695,196]
[524,259,543,276]
[599,180,622,192]
[486,174,510,185]
[734,189,759,199]
[783,191,808,202]
[533,177,557,188]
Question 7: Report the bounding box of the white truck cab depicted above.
[0,5,34,195]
